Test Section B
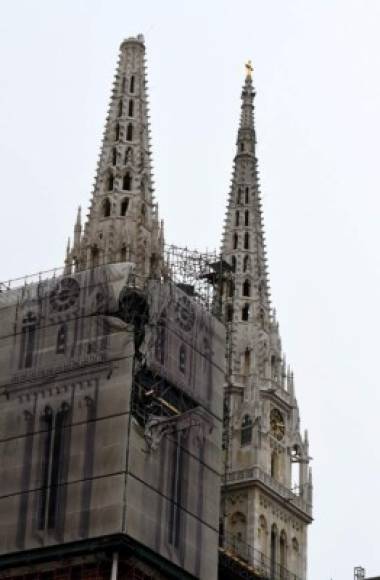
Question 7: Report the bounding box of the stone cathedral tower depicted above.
[220,65,313,579]
[65,34,164,279]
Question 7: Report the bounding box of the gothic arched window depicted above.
[128,99,134,117]
[179,344,186,374]
[123,172,131,191]
[115,122,120,141]
[244,232,250,249]
[19,312,38,369]
[243,255,249,272]
[235,211,240,226]
[120,245,127,262]
[130,75,135,93]
[102,198,111,217]
[107,173,114,192]
[241,415,253,446]
[121,76,126,93]
[231,256,236,272]
[270,525,278,578]
[112,147,117,166]
[245,187,249,204]
[120,197,129,216]
[245,210,249,226]
[233,233,238,250]
[228,280,234,298]
[280,530,287,572]
[226,304,234,323]
[237,187,242,205]
[243,279,251,297]
[118,99,123,117]
[242,303,250,321]
[125,147,133,164]
[127,123,133,141]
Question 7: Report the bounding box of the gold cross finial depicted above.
[245,60,253,79]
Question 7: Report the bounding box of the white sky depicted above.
[1,1,379,578]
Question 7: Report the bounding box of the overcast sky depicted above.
[1,1,380,578]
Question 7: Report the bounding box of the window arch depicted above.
[270,525,278,579]
[243,279,251,297]
[118,99,123,117]
[127,123,133,141]
[128,99,134,117]
[123,172,131,191]
[241,415,253,446]
[120,197,129,216]
[245,210,249,226]
[115,122,120,141]
[244,232,250,249]
[245,187,249,204]
[280,530,287,574]
[228,280,234,298]
[242,303,250,321]
[231,256,236,272]
[106,173,114,191]
[235,211,240,226]
[102,198,111,217]
[226,304,234,323]
[233,233,238,250]
[243,255,249,272]
[179,344,186,374]
[20,312,38,369]
[130,75,135,93]
[112,147,117,166]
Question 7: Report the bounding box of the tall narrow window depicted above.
[245,187,249,204]
[228,280,234,298]
[280,531,287,578]
[242,303,250,321]
[128,99,134,117]
[141,204,146,224]
[37,407,53,530]
[123,172,131,191]
[244,232,249,249]
[271,451,279,480]
[127,123,133,141]
[115,122,120,141]
[237,187,242,204]
[47,403,70,529]
[56,324,67,354]
[91,246,99,268]
[235,211,240,226]
[243,279,251,297]
[179,344,186,374]
[118,99,123,117]
[102,198,111,217]
[120,197,129,216]
[107,173,114,192]
[231,256,236,272]
[130,75,135,93]
[169,432,184,548]
[243,255,249,272]
[120,245,127,262]
[243,349,251,375]
[112,147,117,166]
[226,304,234,323]
[121,75,126,93]
[271,525,278,579]
[233,233,238,250]
[19,312,37,369]
[240,415,253,446]
[245,210,249,226]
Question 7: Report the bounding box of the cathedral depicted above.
[0,35,312,580]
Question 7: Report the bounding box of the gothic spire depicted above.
[67,34,163,279]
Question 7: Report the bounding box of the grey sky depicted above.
[1,1,379,578]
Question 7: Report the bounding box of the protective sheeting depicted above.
[0,264,225,580]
